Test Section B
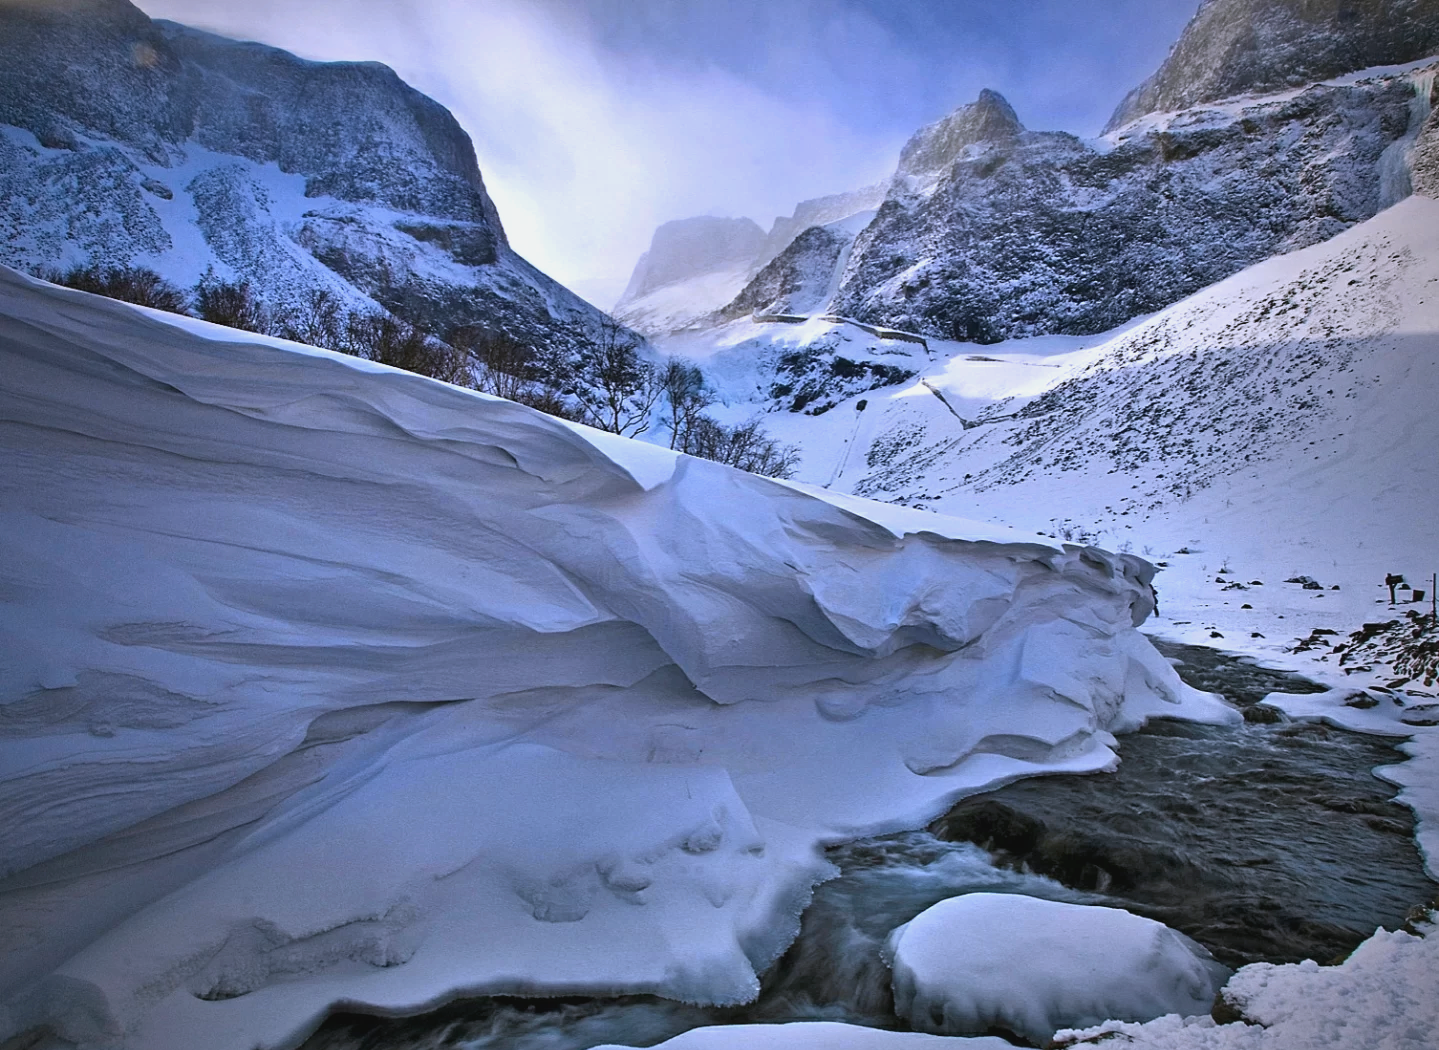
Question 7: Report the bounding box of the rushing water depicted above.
[303,643,1435,1050]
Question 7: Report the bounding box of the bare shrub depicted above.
[50,263,188,313]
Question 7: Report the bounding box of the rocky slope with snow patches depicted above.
[756,184,887,272]
[840,195,1439,536]
[1106,0,1439,131]
[0,0,606,345]
[0,267,1233,1050]
[828,68,1426,343]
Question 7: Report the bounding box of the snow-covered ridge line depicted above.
[0,267,1235,1050]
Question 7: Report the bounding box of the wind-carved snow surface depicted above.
[0,267,1234,1050]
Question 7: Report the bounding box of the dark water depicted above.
[303,643,1434,1050]
[931,639,1433,968]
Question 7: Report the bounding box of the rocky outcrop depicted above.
[828,76,1420,342]
[896,88,1023,179]
[1410,80,1439,196]
[1107,0,1439,132]
[0,0,606,346]
[756,184,885,270]
[616,190,884,336]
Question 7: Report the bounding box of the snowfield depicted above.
[0,266,1235,1050]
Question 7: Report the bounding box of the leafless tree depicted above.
[345,312,468,385]
[194,272,268,333]
[683,415,800,479]
[660,358,713,451]
[277,288,344,349]
[571,317,661,437]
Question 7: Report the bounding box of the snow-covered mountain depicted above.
[612,216,766,333]
[638,5,1439,428]
[0,265,1228,1050]
[638,0,1439,380]
[830,62,1431,342]
[0,0,609,345]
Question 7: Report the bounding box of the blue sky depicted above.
[139,0,1200,305]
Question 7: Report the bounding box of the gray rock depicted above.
[1107,0,1439,132]
[756,183,885,270]
[0,0,608,347]
[897,88,1023,178]
[720,225,849,321]
[828,76,1417,342]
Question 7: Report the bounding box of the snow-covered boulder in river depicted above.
[0,265,1233,1050]
[886,894,1226,1044]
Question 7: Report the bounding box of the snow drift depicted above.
[0,266,1232,1050]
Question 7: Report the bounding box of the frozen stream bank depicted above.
[303,644,1435,1049]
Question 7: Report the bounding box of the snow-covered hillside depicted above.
[725,195,1438,689]
[0,266,1235,1050]
[0,0,608,346]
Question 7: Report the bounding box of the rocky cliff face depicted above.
[1107,0,1439,131]
[755,184,886,270]
[896,89,1023,179]
[720,226,849,321]
[825,72,1424,342]
[0,0,606,346]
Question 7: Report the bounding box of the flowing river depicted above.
[302,642,1435,1049]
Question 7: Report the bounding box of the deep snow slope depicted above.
[0,267,1231,1050]
[0,0,608,344]
[754,195,1439,677]
[1107,0,1439,131]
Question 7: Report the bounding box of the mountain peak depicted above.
[897,89,1023,177]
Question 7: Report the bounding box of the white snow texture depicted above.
[886,894,1226,1045]
[0,266,1232,1050]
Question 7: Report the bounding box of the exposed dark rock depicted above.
[720,225,848,321]
[0,0,608,348]
[897,89,1023,177]
[1107,0,1439,131]
[830,77,1417,342]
